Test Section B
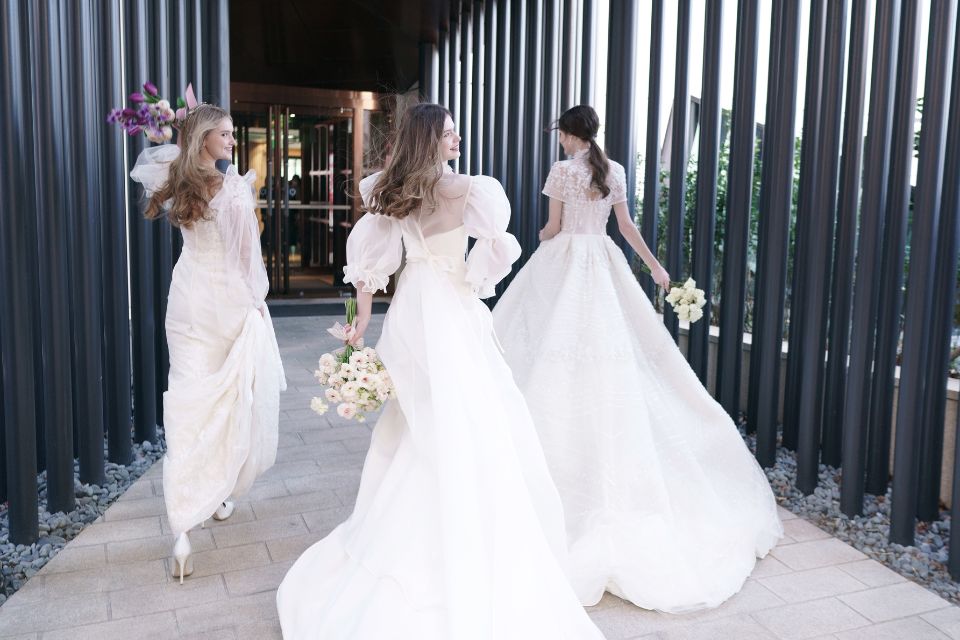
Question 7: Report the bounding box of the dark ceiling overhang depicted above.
[230,0,449,93]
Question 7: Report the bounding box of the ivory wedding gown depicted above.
[492,149,783,613]
[131,145,286,536]
[276,171,603,639]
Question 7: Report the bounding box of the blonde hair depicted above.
[145,104,230,227]
[367,103,451,219]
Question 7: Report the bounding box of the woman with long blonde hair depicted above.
[276,103,602,639]
[130,104,285,584]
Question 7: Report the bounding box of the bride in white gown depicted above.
[130,104,285,583]
[493,105,783,613]
[276,104,603,639]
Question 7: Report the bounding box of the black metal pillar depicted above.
[506,0,526,233]
[749,0,802,467]
[559,0,578,110]
[459,3,472,174]
[482,0,497,176]
[782,0,827,452]
[665,0,691,341]
[522,0,544,259]
[640,0,664,300]
[0,0,40,543]
[821,0,870,470]
[688,0,724,384]
[448,2,460,170]
[471,1,483,174]
[604,0,639,260]
[840,0,901,518]
[580,0,594,105]
[540,0,560,204]
[924,10,960,526]
[889,0,957,544]
[492,0,510,185]
[419,41,439,102]
[438,27,449,106]
[29,0,77,510]
[795,0,847,495]
[867,0,922,496]
[209,0,229,106]
[717,0,759,421]
[126,0,158,444]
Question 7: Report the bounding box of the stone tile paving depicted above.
[0,313,956,639]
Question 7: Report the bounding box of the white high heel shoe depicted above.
[213,500,235,521]
[172,532,193,584]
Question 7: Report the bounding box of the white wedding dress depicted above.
[492,149,783,613]
[131,145,286,536]
[276,171,603,639]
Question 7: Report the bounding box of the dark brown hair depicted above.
[367,103,452,219]
[557,105,610,198]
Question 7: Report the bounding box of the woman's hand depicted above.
[650,265,671,290]
[346,315,370,346]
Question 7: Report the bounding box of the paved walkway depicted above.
[0,313,958,639]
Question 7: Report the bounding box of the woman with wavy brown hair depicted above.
[276,103,602,639]
[130,104,285,584]
[493,105,782,613]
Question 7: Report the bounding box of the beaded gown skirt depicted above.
[492,230,783,613]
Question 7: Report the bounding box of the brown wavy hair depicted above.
[366,103,452,219]
[145,104,230,227]
[557,105,610,198]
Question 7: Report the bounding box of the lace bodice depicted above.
[542,149,627,235]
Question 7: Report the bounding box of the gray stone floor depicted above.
[0,313,958,639]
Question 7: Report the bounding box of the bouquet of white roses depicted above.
[310,299,395,422]
[665,278,708,323]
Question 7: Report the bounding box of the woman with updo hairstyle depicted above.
[130,103,286,585]
[493,104,783,613]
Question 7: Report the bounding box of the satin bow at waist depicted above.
[405,250,461,273]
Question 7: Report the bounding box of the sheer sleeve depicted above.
[342,172,403,293]
[541,161,568,202]
[129,144,179,196]
[213,168,268,307]
[462,176,522,298]
[609,161,627,205]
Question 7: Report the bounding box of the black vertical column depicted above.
[208,0,229,106]
[492,0,510,185]
[126,0,158,444]
[821,0,869,469]
[0,0,40,543]
[482,0,497,176]
[840,0,901,518]
[795,0,847,495]
[471,0,483,174]
[101,0,133,467]
[459,3,472,174]
[688,0,724,383]
[69,0,107,485]
[540,0,560,183]
[867,1,922,496]
[889,0,957,544]
[580,0,594,105]
[559,0,578,110]
[640,0,664,300]
[717,0,759,420]
[505,0,526,231]
[151,0,173,433]
[521,0,543,259]
[604,0,639,258]
[749,0,802,467]
[30,0,76,509]
[438,27,449,107]
[945,15,960,578]
[665,0,691,341]
[922,11,960,524]
[419,41,438,103]
[448,2,460,170]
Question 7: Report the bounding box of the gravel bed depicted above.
[0,433,166,605]
[743,428,960,605]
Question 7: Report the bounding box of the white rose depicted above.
[157,99,170,110]
[688,306,704,323]
[683,277,697,291]
[341,381,359,402]
[677,303,691,322]
[325,388,342,403]
[310,397,328,415]
[320,353,336,367]
[339,363,355,378]
[666,287,683,304]
[337,402,357,419]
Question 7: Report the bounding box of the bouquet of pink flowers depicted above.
[107,82,197,143]
[310,299,395,422]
